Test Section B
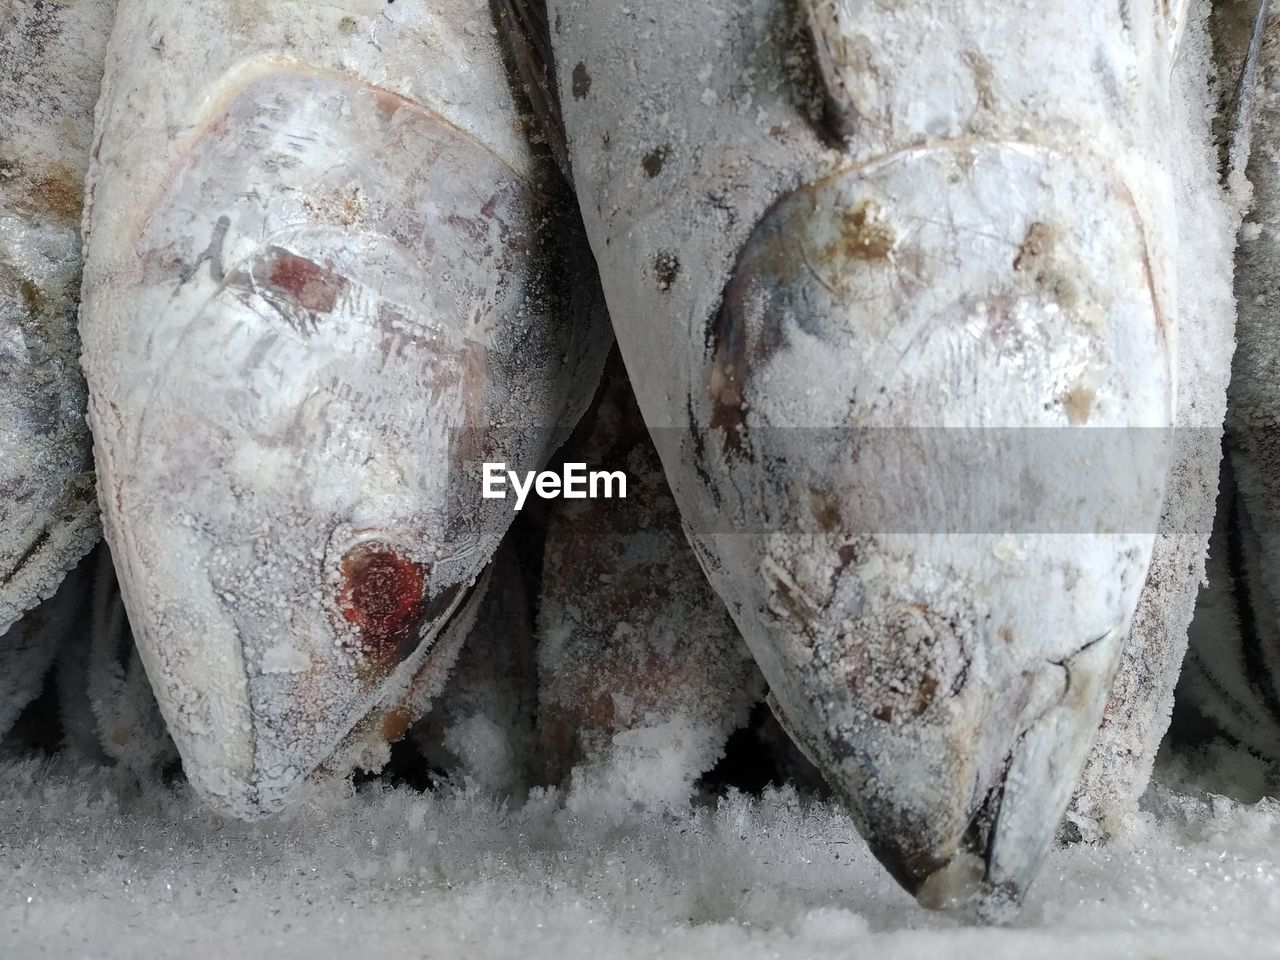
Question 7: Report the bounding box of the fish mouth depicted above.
[753,546,1133,915]
[694,140,1172,909]
[854,631,1118,918]
[179,565,487,821]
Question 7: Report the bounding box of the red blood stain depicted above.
[266,251,346,313]
[338,544,428,665]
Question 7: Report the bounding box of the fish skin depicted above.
[79,0,610,819]
[1174,5,1280,763]
[536,356,765,810]
[542,0,1180,910]
[1072,0,1260,825]
[0,0,112,635]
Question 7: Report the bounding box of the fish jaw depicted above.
[685,142,1171,907]
[82,63,580,818]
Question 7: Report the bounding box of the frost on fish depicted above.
[543,0,1180,909]
[57,544,177,775]
[537,358,764,812]
[79,0,610,819]
[1073,0,1260,824]
[0,0,112,634]
[1171,5,1280,768]
[0,555,84,739]
[409,543,538,797]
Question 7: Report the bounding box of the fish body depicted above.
[80,0,609,818]
[542,0,1180,909]
[536,357,764,810]
[0,0,112,634]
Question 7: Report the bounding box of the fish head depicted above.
[86,64,576,817]
[691,141,1172,911]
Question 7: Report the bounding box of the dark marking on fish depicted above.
[808,489,841,532]
[708,337,747,457]
[653,251,680,291]
[374,87,408,122]
[1117,0,1132,34]
[29,166,83,224]
[1062,384,1095,425]
[380,707,412,742]
[493,0,571,179]
[1013,221,1055,272]
[338,544,433,669]
[18,279,44,317]
[641,143,670,178]
[829,199,895,262]
[963,49,996,112]
[0,526,50,587]
[687,395,722,507]
[771,575,816,628]
[264,249,346,315]
[178,215,229,286]
[571,61,591,99]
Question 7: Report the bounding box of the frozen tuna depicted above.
[79,0,610,818]
[528,0,1183,911]
[0,1,112,634]
[536,357,764,810]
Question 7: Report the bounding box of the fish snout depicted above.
[112,515,483,820]
[749,534,1140,914]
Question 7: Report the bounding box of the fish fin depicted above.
[493,0,572,182]
[803,0,863,141]
[1216,0,1271,185]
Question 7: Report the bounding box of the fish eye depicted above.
[337,542,429,667]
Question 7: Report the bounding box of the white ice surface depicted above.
[3,742,1280,958]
